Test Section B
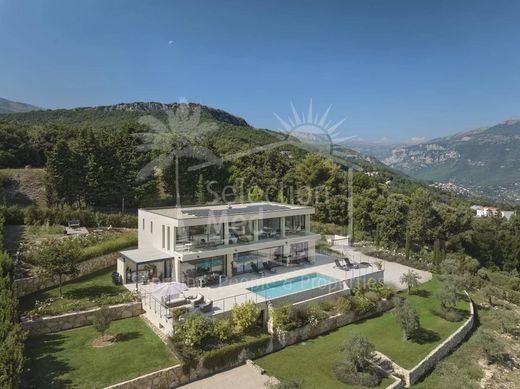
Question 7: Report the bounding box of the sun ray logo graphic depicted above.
[274,100,357,165]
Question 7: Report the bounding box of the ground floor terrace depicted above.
[118,235,319,289]
[124,252,385,336]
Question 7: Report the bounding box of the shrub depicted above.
[92,306,112,337]
[171,307,190,321]
[378,286,394,300]
[231,301,260,335]
[212,319,233,343]
[334,333,381,387]
[172,342,199,374]
[364,291,380,303]
[173,313,212,348]
[271,305,295,331]
[319,300,336,313]
[307,303,328,327]
[352,295,376,315]
[336,296,353,314]
[202,334,271,370]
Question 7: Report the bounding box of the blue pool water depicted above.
[247,273,339,299]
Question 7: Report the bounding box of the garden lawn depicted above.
[256,276,470,388]
[19,266,133,316]
[22,317,178,389]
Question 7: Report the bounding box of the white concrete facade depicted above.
[118,202,320,286]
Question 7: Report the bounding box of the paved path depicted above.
[333,244,432,291]
[178,365,270,389]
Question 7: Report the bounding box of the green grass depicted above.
[22,317,178,388]
[256,276,470,388]
[19,267,134,316]
[79,231,137,261]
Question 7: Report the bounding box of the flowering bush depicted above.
[174,313,212,348]
[306,303,328,327]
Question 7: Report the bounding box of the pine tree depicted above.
[46,139,81,206]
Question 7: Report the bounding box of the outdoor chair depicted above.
[199,299,213,313]
[251,263,264,276]
[189,294,205,307]
[334,258,347,269]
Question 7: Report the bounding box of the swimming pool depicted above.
[247,272,340,299]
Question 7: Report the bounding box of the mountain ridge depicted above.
[384,119,520,202]
[0,97,41,114]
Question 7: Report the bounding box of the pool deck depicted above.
[128,252,380,317]
[127,246,431,336]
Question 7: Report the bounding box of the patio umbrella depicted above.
[152,282,188,302]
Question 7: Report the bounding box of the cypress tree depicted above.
[195,174,206,204]
[0,252,25,388]
[405,230,411,261]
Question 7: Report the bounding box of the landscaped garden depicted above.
[22,317,178,389]
[19,267,138,318]
[256,276,471,388]
[171,301,271,373]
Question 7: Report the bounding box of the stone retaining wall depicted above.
[15,253,118,297]
[272,299,393,347]
[407,292,475,386]
[385,376,405,389]
[22,302,143,335]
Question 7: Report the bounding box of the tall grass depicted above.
[79,231,137,261]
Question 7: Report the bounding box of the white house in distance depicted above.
[118,202,320,288]
[470,205,515,220]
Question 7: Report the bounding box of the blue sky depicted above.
[1,0,520,141]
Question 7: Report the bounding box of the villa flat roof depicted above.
[141,202,314,220]
[120,248,173,264]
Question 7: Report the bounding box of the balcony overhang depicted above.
[174,233,321,262]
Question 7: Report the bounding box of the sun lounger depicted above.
[251,263,264,276]
[262,261,276,273]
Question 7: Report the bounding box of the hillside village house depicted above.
[471,205,515,220]
[118,202,319,287]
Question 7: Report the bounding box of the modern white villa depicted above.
[118,202,384,335]
[118,202,319,287]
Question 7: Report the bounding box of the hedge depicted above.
[0,205,137,228]
[202,333,271,371]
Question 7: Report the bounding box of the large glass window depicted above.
[258,217,281,240]
[180,256,225,284]
[285,215,306,236]
[232,246,283,275]
[228,220,254,244]
[290,242,308,262]
[175,224,224,251]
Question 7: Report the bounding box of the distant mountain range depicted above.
[0,97,41,114]
[0,101,390,173]
[384,120,520,203]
